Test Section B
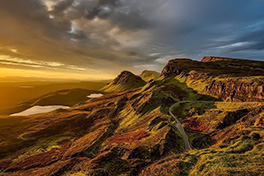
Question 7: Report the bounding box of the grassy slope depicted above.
[0,77,213,174]
[140,70,160,82]
[140,95,264,176]
[102,75,146,92]
[0,74,263,175]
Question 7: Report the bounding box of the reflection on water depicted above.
[87,93,103,98]
[10,105,70,116]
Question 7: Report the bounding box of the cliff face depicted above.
[201,56,240,62]
[187,71,264,102]
[205,77,264,102]
[161,58,264,102]
[161,59,186,76]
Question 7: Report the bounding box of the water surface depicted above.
[87,93,103,98]
[10,105,69,116]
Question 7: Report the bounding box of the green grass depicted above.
[140,70,160,82]
[81,122,119,158]
[189,136,264,176]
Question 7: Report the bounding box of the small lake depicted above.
[10,105,70,116]
[87,93,103,98]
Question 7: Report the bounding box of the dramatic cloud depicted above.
[0,0,264,79]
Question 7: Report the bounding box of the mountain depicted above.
[0,57,264,176]
[102,70,146,92]
[139,70,160,82]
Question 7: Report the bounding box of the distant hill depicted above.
[139,70,160,82]
[0,88,102,115]
[0,80,109,109]
[102,71,146,92]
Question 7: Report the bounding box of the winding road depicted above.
[169,101,197,151]
[168,100,255,151]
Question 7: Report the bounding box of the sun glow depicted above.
[0,67,114,80]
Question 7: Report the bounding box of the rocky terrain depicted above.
[162,57,264,102]
[0,57,263,176]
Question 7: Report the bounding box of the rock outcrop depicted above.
[205,77,264,102]
[161,57,264,102]
[201,56,240,62]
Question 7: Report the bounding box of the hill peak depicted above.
[102,70,146,92]
[140,70,160,82]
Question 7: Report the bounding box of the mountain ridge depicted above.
[162,57,264,102]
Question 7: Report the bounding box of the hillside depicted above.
[102,71,146,92]
[0,57,263,176]
[139,70,160,82]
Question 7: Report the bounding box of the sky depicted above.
[1,0,264,80]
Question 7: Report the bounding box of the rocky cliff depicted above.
[161,57,264,102]
[201,56,242,62]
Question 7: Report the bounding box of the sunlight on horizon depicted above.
[0,67,114,81]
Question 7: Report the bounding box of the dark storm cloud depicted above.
[0,0,264,78]
[54,0,150,30]
[51,0,74,17]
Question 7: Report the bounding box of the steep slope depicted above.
[141,101,264,176]
[0,73,218,175]
[161,57,264,102]
[102,71,146,92]
[139,70,160,82]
